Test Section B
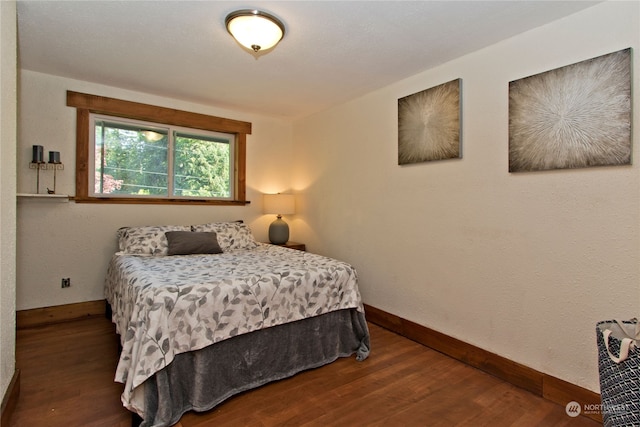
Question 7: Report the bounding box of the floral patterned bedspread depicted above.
[105,243,364,409]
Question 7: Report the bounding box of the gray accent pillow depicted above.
[165,231,223,256]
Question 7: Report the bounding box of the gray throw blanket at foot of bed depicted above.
[140,308,370,427]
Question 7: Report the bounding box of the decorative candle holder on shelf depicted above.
[46,161,64,195]
[29,146,64,194]
[47,150,63,194]
[29,161,48,194]
[30,145,46,194]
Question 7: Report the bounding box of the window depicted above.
[92,116,234,199]
[67,91,251,205]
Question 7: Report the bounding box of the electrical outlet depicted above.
[61,278,71,288]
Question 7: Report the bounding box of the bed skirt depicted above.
[138,308,370,427]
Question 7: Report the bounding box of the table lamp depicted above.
[263,193,295,244]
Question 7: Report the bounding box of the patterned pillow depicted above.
[190,221,257,251]
[117,225,191,255]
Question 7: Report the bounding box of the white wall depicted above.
[16,70,294,310]
[292,1,639,393]
[0,0,17,402]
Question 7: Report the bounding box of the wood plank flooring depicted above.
[11,316,600,426]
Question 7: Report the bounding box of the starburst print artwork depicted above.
[398,79,461,165]
[509,48,631,172]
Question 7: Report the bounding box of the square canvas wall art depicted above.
[509,48,631,172]
[398,78,461,165]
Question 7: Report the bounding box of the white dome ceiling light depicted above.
[225,9,286,53]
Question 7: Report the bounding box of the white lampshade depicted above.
[263,194,295,215]
[225,10,285,53]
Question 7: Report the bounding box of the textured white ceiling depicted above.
[16,1,600,119]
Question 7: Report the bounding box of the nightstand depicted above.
[269,241,306,251]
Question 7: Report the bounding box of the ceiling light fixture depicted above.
[225,9,285,53]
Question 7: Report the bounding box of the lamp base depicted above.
[269,216,289,245]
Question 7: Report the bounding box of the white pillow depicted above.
[117,225,191,255]
[190,221,257,251]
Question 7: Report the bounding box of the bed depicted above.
[104,221,371,427]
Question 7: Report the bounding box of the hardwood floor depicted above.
[11,316,599,427]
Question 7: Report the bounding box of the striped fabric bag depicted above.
[596,319,640,426]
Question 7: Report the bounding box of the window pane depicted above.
[173,132,232,198]
[94,121,169,196]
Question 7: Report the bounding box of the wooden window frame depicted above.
[67,91,251,205]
